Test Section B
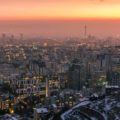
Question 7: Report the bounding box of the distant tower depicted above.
[2,33,6,39]
[46,77,49,97]
[11,34,14,40]
[85,61,91,87]
[20,33,23,40]
[106,51,112,72]
[106,50,112,83]
[84,25,87,38]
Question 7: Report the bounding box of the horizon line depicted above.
[1,17,120,21]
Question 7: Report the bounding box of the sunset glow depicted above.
[0,0,120,20]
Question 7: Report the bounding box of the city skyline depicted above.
[0,1,120,119]
[0,19,120,38]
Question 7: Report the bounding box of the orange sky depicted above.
[0,0,120,20]
[0,0,120,38]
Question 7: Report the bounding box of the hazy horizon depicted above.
[0,19,120,38]
[0,0,120,38]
